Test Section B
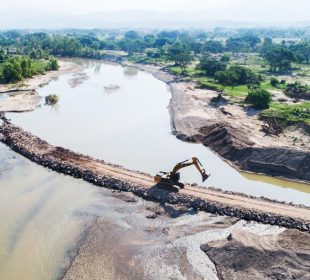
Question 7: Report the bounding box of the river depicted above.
[0,59,309,279]
[6,58,310,205]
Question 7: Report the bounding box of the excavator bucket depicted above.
[201,171,210,182]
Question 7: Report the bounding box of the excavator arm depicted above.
[171,157,209,182]
[154,156,210,190]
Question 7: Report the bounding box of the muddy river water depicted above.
[0,59,309,279]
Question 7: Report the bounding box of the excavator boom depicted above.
[154,157,210,191]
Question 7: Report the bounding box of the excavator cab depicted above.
[154,157,210,191]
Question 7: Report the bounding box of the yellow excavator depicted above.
[154,157,210,191]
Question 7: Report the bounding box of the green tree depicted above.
[174,51,193,73]
[215,66,261,86]
[46,57,59,71]
[169,44,193,72]
[204,41,224,53]
[263,46,295,72]
[2,62,23,83]
[198,56,227,76]
[124,31,139,40]
[0,49,7,63]
[220,53,230,63]
[20,57,33,78]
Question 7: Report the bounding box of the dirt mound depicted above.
[199,123,310,182]
[201,229,310,280]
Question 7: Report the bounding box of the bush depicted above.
[260,103,310,125]
[270,77,279,87]
[284,82,310,99]
[245,88,272,109]
[197,80,224,92]
[45,94,59,105]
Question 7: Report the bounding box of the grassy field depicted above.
[260,102,310,125]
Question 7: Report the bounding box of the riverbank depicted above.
[2,58,310,183]
[0,60,80,93]
[127,61,310,184]
[1,117,309,232]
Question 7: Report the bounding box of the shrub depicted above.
[270,77,279,87]
[46,57,59,71]
[245,88,272,109]
[45,94,59,105]
[284,82,310,99]
[198,80,224,91]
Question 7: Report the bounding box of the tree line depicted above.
[0,49,59,83]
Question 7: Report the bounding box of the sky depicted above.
[1,0,247,14]
[1,0,260,14]
[1,0,310,27]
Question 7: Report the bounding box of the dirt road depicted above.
[0,118,309,231]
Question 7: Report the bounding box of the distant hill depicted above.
[0,8,309,30]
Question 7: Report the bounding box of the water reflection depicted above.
[124,66,138,77]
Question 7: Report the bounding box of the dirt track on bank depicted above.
[1,118,309,231]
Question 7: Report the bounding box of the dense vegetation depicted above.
[0,49,59,83]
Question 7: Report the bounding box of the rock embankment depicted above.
[0,116,309,232]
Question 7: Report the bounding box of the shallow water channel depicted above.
[0,59,309,279]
